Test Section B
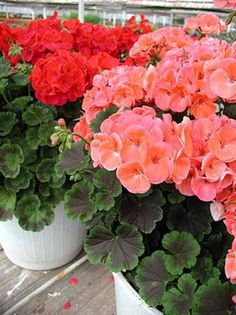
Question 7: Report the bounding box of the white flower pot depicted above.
[0,202,86,270]
[113,272,162,315]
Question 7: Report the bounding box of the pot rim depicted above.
[112,272,162,315]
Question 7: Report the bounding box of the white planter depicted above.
[0,202,86,270]
[113,272,162,315]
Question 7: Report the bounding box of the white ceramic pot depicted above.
[0,202,86,270]
[113,272,162,315]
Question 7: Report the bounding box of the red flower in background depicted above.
[30,50,92,106]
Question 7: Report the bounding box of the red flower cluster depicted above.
[30,50,92,106]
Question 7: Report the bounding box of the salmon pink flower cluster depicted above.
[214,0,236,9]
[184,14,226,35]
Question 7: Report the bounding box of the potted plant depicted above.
[0,13,152,270]
[55,6,236,313]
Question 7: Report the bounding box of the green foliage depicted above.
[192,278,236,315]
[84,13,101,24]
[0,57,65,231]
[167,197,212,241]
[118,189,165,233]
[163,274,197,315]
[191,257,221,284]
[84,224,144,272]
[162,231,200,276]
[135,251,172,307]
[90,106,119,133]
[0,143,24,178]
[0,188,16,220]
[0,112,18,136]
[64,181,95,222]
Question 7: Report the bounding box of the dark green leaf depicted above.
[90,106,119,133]
[0,187,16,220]
[167,197,212,241]
[0,112,18,136]
[167,190,185,204]
[22,104,55,126]
[4,166,33,192]
[193,279,236,315]
[84,224,144,272]
[64,181,95,222]
[0,143,24,178]
[163,274,197,315]
[38,122,55,146]
[15,195,55,231]
[4,96,32,112]
[57,141,89,175]
[162,231,200,276]
[0,78,8,93]
[135,251,172,307]
[36,159,55,182]
[191,257,221,283]
[93,169,122,211]
[118,189,164,233]
[0,58,11,79]
[11,73,29,86]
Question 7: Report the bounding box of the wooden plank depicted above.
[16,261,116,315]
[0,251,86,313]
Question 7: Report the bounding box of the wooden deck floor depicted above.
[0,246,116,315]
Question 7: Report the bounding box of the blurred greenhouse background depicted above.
[0,0,234,29]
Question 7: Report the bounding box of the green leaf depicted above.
[11,73,29,86]
[11,137,37,166]
[135,251,172,307]
[26,127,40,150]
[0,187,16,221]
[167,197,212,241]
[93,169,122,211]
[4,96,32,112]
[167,190,185,204]
[0,78,8,93]
[191,257,221,284]
[84,224,144,272]
[118,189,165,234]
[163,274,197,315]
[64,181,95,222]
[57,141,89,175]
[38,122,55,146]
[0,58,11,79]
[193,279,236,315]
[22,104,55,126]
[0,143,24,178]
[15,195,55,231]
[39,183,51,197]
[36,159,55,182]
[0,112,18,136]
[90,106,119,133]
[4,166,33,192]
[162,231,200,276]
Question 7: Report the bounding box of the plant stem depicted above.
[72,133,90,144]
[1,92,10,105]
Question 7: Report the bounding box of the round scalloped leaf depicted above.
[0,112,18,136]
[93,169,122,211]
[0,187,16,221]
[57,141,89,175]
[192,278,236,315]
[4,166,33,192]
[135,251,172,307]
[64,181,95,222]
[36,159,55,183]
[163,274,197,315]
[162,231,200,276]
[167,190,185,204]
[22,104,56,126]
[191,257,221,284]
[26,127,40,150]
[118,189,165,234]
[4,96,33,112]
[0,143,24,178]
[38,122,55,146]
[84,224,144,272]
[15,195,55,231]
[167,197,212,241]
